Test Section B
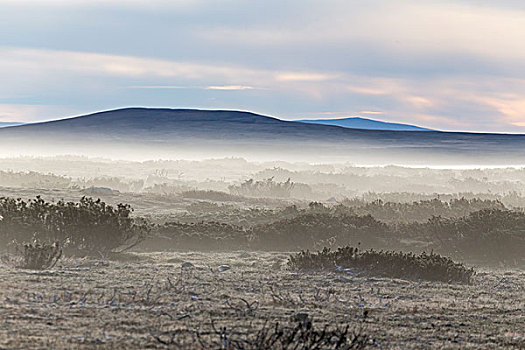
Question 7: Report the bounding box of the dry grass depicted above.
[0,252,523,349]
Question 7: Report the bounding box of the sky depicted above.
[1,0,525,133]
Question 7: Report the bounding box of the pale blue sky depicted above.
[1,0,525,132]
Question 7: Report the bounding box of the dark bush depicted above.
[413,209,525,265]
[289,246,475,284]
[346,197,505,223]
[0,196,149,254]
[97,198,525,266]
[252,213,388,250]
[156,221,250,250]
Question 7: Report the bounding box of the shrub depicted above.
[346,197,506,223]
[252,213,387,250]
[154,204,523,266]
[229,177,295,198]
[0,196,149,254]
[76,176,144,193]
[156,221,250,250]
[413,209,525,265]
[289,246,475,284]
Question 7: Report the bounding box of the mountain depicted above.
[1,107,525,165]
[296,117,432,131]
[0,122,24,128]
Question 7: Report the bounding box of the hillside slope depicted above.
[297,117,432,131]
[0,122,24,128]
[1,108,525,165]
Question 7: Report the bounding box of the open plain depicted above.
[1,252,523,349]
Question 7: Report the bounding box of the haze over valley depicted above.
[1,0,524,348]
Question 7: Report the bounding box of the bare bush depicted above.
[21,240,61,270]
[229,177,295,198]
[151,320,370,349]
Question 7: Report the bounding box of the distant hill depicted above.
[0,122,24,128]
[1,107,525,165]
[296,117,433,131]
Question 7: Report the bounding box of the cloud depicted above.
[405,96,436,109]
[0,47,273,94]
[128,85,257,91]
[0,47,341,88]
[0,104,42,121]
[0,42,525,132]
[205,85,255,91]
[0,47,361,103]
[198,1,525,70]
[127,85,191,89]
[276,73,337,82]
[0,104,73,122]
[0,47,263,81]
[347,86,389,96]
[477,97,525,127]
[360,111,384,115]
[0,0,201,6]
[411,113,471,128]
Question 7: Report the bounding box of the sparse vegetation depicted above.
[153,204,524,266]
[77,176,145,193]
[2,193,519,265]
[182,190,244,202]
[229,177,296,198]
[1,158,525,349]
[0,170,71,189]
[152,320,369,349]
[1,251,522,349]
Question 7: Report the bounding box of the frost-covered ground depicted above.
[1,252,523,349]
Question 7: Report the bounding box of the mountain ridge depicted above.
[296,116,433,131]
[1,107,525,165]
[0,122,24,128]
[6,107,523,136]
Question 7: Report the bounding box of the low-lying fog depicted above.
[2,155,525,204]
